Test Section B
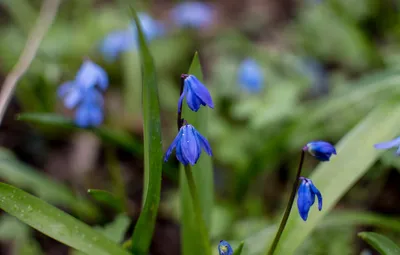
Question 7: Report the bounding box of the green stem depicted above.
[183,165,212,255]
[267,150,305,255]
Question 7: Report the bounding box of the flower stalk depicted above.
[267,150,305,255]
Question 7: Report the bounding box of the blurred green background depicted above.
[1,0,400,254]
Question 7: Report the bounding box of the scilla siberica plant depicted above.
[267,140,336,255]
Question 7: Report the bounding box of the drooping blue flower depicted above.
[303,141,336,161]
[178,74,214,113]
[170,2,214,29]
[57,60,108,128]
[100,12,165,62]
[374,137,400,155]
[164,124,212,165]
[237,58,264,93]
[218,240,233,255]
[297,177,322,221]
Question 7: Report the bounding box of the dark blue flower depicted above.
[218,240,233,255]
[237,58,264,93]
[164,124,212,165]
[100,13,165,62]
[57,60,108,128]
[170,2,214,29]
[303,141,336,161]
[178,74,214,113]
[374,137,400,155]
[297,177,322,221]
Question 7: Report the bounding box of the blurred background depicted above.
[1,0,400,254]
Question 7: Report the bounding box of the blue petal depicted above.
[297,181,313,221]
[374,137,400,150]
[57,81,75,98]
[164,130,182,162]
[194,129,212,156]
[176,138,189,165]
[87,104,104,127]
[311,184,323,211]
[64,86,83,109]
[186,86,202,112]
[75,105,90,128]
[218,240,233,255]
[180,125,201,165]
[186,75,214,108]
[75,60,109,90]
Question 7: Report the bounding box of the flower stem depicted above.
[267,150,305,255]
[183,165,211,255]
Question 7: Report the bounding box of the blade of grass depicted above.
[0,183,131,255]
[358,232,400,255]
[180,52,214,255]
[273,102,400,254]
[128,5,163,255]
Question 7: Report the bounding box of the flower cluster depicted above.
[58,60,108,128]
[164,74,214,166]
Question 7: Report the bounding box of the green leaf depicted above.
[128,5,163,255]
[358,232,400,255]
[180,52,214,255]
[233,242,245,255]
[17,113,142,154]
[273,103,400,255]
[0,148,99,219]
[0,182,131,255]
[88,189,123,212]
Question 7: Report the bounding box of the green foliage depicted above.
[358,232,400,255]
[88,189,124,212]
[0,183,130,255]
[128,5,163,255]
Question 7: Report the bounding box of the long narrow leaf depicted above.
[0,183,131,255]
[274,103,400,254]
[128,6,163,255]
[180,52,214,255]
[358,232,400,255]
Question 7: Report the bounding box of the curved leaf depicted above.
[358,232,400,255]
[0,183,131,255]
[233,242,245,255]
[272,103,400,254]
[128,5,163,255]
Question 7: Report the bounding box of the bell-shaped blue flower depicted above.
[57,60,108,128]
[75,60,108,90]
[164,124,212,165]
[170,2,214,29]
[237,58,264,93]
[297,177,322,221]
[178,74,214,113]
[99,13,165,62]
[303,141,336,161]
[218,240,233,255]
[374,137,400,155]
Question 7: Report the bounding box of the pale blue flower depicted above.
[238,58,264,93]
[170,2,214,29]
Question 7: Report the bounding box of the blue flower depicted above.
[100,13,165,62]
[303,141,336,161]
[237,58,264,93]
[178,74,214,113]
[218,240,233,255]
[300,58,328,96]
[374,137,400,155]
[57,60,108,128]
[164,124,212,165]
[170,2,214,29]
[297,177,322,221]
